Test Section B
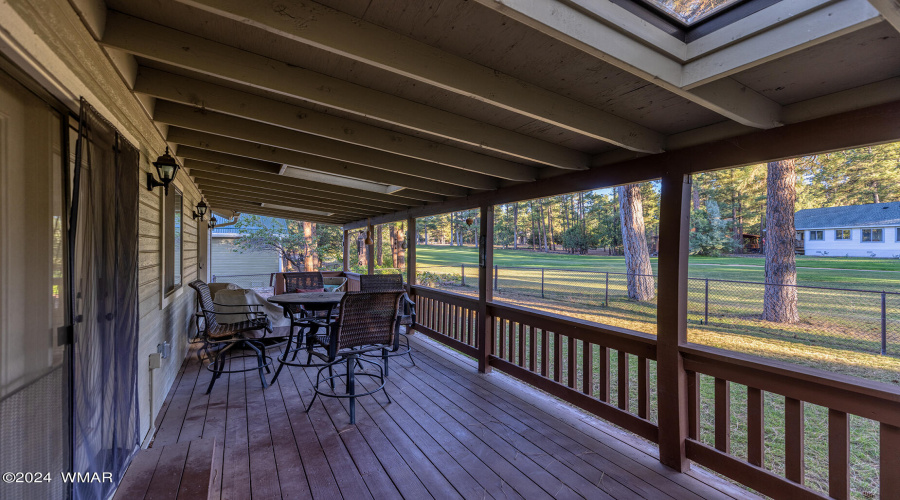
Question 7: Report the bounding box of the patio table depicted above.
[267,292,344,383]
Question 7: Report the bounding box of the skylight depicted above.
[640,0,743,25]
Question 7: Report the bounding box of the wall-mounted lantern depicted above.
[146,147,180,195]
[192,200,208,220]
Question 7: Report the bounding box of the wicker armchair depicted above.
[189,280,273,393]
[358,274,416,372]
[305,291,404,424]
[282,272,325,293]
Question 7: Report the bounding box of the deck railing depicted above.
[406,284,900,499]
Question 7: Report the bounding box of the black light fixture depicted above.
[192,200,208,220]
[208,218,217,229]
[147,146,180,195]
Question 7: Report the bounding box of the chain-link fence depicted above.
[418,264,900,356]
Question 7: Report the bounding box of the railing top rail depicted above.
[681,343,900,425]
[410,285,479,308]
[488,300,657,359]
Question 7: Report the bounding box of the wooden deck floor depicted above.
[152,334,759,499]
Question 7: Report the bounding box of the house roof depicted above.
[795,204,900,229]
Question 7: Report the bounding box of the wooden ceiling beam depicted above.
[155,100,499,190]
[101,11,590,169]
[204,198,347,224]
[472,0,783,129]
[180,157,419,209]
[135,67,538,181]
[199,187,374,217]
[867,0,900,34]
[173,0,665,153]
[166,127,465,199]
[344,99,900,229]
[193,179,385,215]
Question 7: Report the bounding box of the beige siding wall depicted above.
[3,0,207,442]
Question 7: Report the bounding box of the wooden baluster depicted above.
[828,409,849,500]
[465,309,472,346]
[451,304,457,339]
[498,318,506,360]
[747,387,764,467]
[785,397,805,484]
[540,328,548,377]
[714,378,730,453]
[567,335,576,389]
[517,322,525,367]
[687,371,699,440]
[618,351,629,411]
[582,341,593,396]
[598,346,610,402]
[553,332,562,383]
[882,423,900,499]
[528,325,536,372]
[638,356,649,419]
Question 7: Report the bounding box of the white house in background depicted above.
[794,203,900,258]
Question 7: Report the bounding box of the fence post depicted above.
[605,272,609,306]
[541,268,545,298]
[704,279,709,325]
[494,265,499,291]
[882,291,887,355]
[461,264,465,287]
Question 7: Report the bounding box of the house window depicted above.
[164,187,183,294]
[897,228,900,242]
[809,230,824,241]
[835,229,851,240]
[861,228,883,243]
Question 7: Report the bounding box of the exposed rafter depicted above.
[166,127,465,198]
[472,0,784,128]
[135,67,539,181]
[173,0,666,153]
[154,100,499,191]
[180,157,421,209]
[867,0,900,33]
[101,11,591,169]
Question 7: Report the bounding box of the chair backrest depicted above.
[359,273,404,292]
[333,291,403,351]
[188,279,219,330]
[283,272,324,293]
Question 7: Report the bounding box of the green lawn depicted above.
[415,245,900,290]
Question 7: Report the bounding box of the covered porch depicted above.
[2,0,900,498]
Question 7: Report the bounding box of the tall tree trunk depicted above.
[548,200,555,251]
[376,225,383,267]
[873,181,880,203]
[390,225,398,267]
[356,230,367,268]
[513,203,519,249]
[618,184,654,301]
[303,222,318,271]
[763,159,799,323]
[530,201,536,250]
[692,177,701,211]
[397,223,406,268]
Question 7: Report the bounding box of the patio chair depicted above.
[359,273,416,373]
[189,280,274,394]
[280,272,331,356]
[305,291,404,424]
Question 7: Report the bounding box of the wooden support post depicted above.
[656,172,692,472]
[407,216,416,289]
[367,223,375,275]
[477,204,494,373]
[342,229,349,273]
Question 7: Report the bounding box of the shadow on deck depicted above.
[150,333,759,499]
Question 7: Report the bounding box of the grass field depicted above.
[412,245,900,499]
